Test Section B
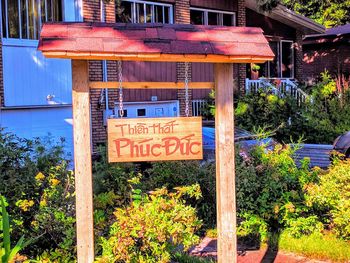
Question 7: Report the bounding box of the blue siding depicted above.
[0,107,73,157]
[2,44,72,106]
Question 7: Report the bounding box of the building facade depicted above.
[0,0,324,154]
[303,24,350,84]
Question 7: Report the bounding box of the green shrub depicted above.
[306,159,350,239]
[1,196,31,263]
[235,91,303,143]
[144,161,216,229]
[202,72,350,144]
[284,216,324,238]
[97,185,202,263]
[0,129,76,260]
[237,213,269,244]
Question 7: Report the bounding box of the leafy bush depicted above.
[97,185,202,263]
[1,196,31,263]
[234,142,326,242]
[306,159,350,240]
[284,216,324,238]
[235,91,303,143]
[0,129,76,260]
[143,161,216,229]
[202,72,350,144]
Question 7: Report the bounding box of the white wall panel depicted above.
[3,44,72,106]
[0,107,73,157]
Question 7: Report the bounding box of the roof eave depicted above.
[245,0,325,34]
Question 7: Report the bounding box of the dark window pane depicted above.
[8,0,20,38]
[28,0,35,39]
[52,0,62,21]
[223,13,233,26]
[116,1,132,23]
[119,109,128,118]
[2,0,6,37]
[136,3,145,23]
[208,12,219,25]
[154,5,163,23]
[164,6,169,23]
[281,41,294,78]
[35,0,41,39]
[47,0,53,21]
[41,0,46,23]
[145,4,152,23]
[137,109,146,117]
[269,42,280,78]
[20,0,28,38]
[190,9,204,25]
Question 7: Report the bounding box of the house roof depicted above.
[245,0,325,34]
[326,23,350,35]
[38,22,275,63]
[304,24,350,45]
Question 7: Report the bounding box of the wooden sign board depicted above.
[107,117,203,162]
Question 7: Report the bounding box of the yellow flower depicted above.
[50,178,60,186]
[31,220,39,228]
[40,199,47,207]
[35,172,45,181]
[285,202,295,213]
[17,199,35,212]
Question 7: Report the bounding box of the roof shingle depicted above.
[38,22,274,63]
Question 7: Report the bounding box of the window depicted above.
[137,108,146,117]
[190,8,236,26]
[281,41,294,78]
[267,40,294,79]
[1,0,63,40]
[116,0,173,24]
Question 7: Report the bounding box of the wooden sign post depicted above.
[39,22,274,263]
[108,117,203,162]
[72,60,94,262]
[215,64,237,262]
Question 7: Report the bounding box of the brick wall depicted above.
[294,30,304,81]
[303,42,350,84]
[175,0,193,116]
[84,0,117,150]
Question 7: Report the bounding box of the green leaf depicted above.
[7,236,25,262]
[1,196,11,263]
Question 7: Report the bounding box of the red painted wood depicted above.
[122,61,177,102]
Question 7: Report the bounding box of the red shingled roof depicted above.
[38,22,274,63]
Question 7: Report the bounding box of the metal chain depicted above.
[184,62,190,117]
[118,60,124,118]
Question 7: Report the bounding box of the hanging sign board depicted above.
[107,117,203,162]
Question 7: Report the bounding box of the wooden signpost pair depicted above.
[39,21,274,263]
[72,61,236,263]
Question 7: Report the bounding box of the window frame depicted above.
[0,0,64,43]
[280,40,294,79]
[190,7,236,26]
[117,0,174,24]
[267,40,295,79]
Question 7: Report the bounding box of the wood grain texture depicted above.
[72,60,94,263]
[42,52,273,64]
[214,63,237,263]
[107,117,203,162]
[89,81,214,89]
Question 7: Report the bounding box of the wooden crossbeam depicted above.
[43,51,273,64]
[89,81,214,89]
